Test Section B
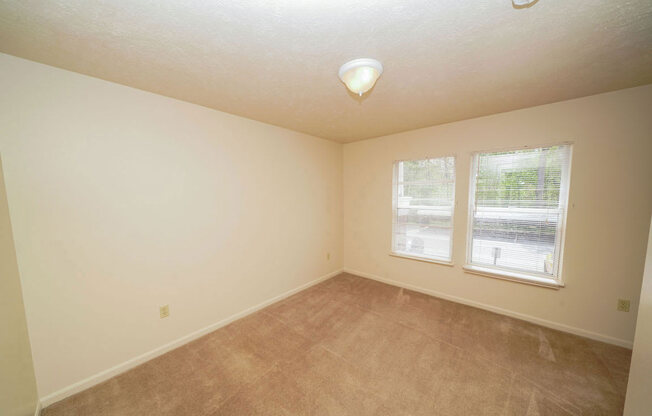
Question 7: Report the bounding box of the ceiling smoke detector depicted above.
[338,58,383,96]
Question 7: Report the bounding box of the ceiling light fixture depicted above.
[512,0,538,7]
[338,58,383,96]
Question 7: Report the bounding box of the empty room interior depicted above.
[2,1,652,415]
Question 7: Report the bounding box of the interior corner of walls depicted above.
[1,154,41,416]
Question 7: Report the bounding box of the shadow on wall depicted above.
[0,155,39,416]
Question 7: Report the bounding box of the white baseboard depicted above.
[34,400,41,416]
[39,268,343,408]
[343,268,633,349]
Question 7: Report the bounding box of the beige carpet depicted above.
[42,273,631,415]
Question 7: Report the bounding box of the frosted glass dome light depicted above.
[338,58,383,96]
[513,0,538,6]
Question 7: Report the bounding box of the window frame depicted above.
[464,143,573,288]
[391,155,457,266]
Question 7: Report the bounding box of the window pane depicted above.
[393,157,455,262]
[469,146,571,277]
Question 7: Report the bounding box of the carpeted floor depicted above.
[42,273,631,415]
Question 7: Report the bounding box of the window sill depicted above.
[462,265,564,289]
[389,252,454,267]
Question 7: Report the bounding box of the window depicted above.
[392,157,456,263]
[466,145,571,286]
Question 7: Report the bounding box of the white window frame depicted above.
[390,155,456,266]
[464,143,572,289]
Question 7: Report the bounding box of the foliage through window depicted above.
[392,157,455,262]
[467,145,571,280]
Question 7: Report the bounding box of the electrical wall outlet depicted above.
[617,299,630,312]
[160,304,170,318]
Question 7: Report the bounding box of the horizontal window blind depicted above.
[392,157,455,262]
[468,145,571,278]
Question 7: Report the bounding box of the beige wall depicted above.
[343,85,652,346]
[624,217,652,414]
[0,157,39,416]
[2,48,650,406]
[0,53,342,399]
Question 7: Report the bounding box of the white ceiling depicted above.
[1,0,651,142]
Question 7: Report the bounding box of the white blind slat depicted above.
[469,145,571,278]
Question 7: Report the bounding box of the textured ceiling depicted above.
[1,0,651,142]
